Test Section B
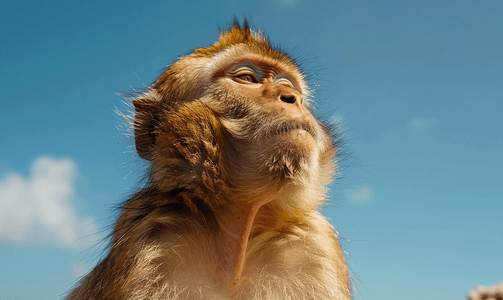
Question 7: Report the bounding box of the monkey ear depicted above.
[132,95,160,161]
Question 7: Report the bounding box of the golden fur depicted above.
[468,282,503,300]
[66,20,351,300]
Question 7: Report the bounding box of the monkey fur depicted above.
[66,20,352,300]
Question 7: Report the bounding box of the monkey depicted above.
[468,283,503,300]
[65,20,352,300]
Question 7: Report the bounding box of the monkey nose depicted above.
[280,94,296,104]
[279,93,302,105]
[277,92,306,118]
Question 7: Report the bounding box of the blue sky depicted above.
[1,0,502,299]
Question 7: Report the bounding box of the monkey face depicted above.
[225,60,316,146]
[214,59,321,155]
[132,26,336,196]
[180,57,328,191]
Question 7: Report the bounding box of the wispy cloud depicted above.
[347,185,373,204]
[409,117,438,131]
[0,156,98,248]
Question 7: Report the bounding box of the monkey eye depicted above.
[275,77,295,89]
[236,74,259,83]
[232,67,260,84]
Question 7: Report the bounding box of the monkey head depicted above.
[132,21,337,211]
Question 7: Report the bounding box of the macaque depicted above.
[468,283,503,300]
[66,20,352,299]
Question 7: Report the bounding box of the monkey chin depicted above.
[256,128,320,188]
[268,127,319,160]
[280,128,318,151]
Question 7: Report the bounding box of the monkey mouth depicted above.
[269,120,317,140]
[221,104,318,141]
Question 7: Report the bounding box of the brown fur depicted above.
[468,283,503,300]
[66,20,351,300]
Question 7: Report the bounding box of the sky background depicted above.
[1,0,502,299]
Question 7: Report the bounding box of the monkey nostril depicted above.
[280,95,296,104]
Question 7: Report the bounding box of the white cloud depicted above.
[409,117,437,131]
[0,156,98,248]
[347,185,373,204]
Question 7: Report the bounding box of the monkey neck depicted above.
[214,190,280,289]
